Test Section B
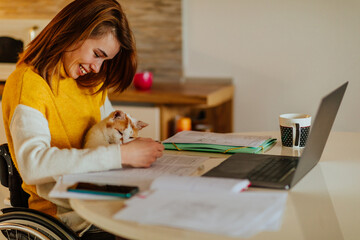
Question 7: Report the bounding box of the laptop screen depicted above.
[291,82,348,187]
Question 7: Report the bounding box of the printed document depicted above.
[49,154,208,199]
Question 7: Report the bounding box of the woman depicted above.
[2,0,164,239]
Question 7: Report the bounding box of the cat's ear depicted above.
[112,110,126,120]
[136,120,148,130]
[107,110,126,128]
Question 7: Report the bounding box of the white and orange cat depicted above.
[84,110,148,148]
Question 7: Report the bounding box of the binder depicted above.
[162,131,277,154]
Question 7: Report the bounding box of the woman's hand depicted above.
[120,137,164,168]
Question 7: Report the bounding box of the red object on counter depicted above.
[133,72,153,90]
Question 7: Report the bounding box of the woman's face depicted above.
[63,32,120,79]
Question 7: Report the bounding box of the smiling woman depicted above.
[1,0,164,239]
[63,33,121,79]
[17,0,138,94]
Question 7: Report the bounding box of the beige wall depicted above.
[183,0,360,132]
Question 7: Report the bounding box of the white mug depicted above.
[279,113,311,148]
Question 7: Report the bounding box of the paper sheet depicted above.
[49,154,208,199]
[151,175,250,194]
[163,131,271,147]
[114,191,288,238]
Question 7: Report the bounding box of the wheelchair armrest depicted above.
[0,143,30,207]
[0,143,12,187]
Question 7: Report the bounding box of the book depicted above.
[162,130,277,154]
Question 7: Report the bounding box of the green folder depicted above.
[162,131,277,154]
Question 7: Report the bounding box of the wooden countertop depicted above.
[109,81,234,106]
[0,79,234,107]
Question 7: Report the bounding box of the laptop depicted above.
[203,82,348,189]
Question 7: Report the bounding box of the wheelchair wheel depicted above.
[0,208,79,240]
[0,222,49,239]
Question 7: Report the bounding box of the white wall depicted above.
[183,0,360,132]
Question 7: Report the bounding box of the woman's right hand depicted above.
[120,137,164,168]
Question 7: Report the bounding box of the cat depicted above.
[84,110,148,148]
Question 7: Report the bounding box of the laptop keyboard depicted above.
[247,158,298,183]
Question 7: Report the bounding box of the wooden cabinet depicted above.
[109,78,234,140]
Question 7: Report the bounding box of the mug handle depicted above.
[294,123,300,147]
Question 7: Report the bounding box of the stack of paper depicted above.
[114,177,287,238]
[163,131,277,154]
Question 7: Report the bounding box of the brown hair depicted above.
[18,0,137,93]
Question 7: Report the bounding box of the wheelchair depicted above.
[0,143,80,240]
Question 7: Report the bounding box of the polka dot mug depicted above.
[279,113,311,148]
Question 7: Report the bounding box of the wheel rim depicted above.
[0,222,50,240]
